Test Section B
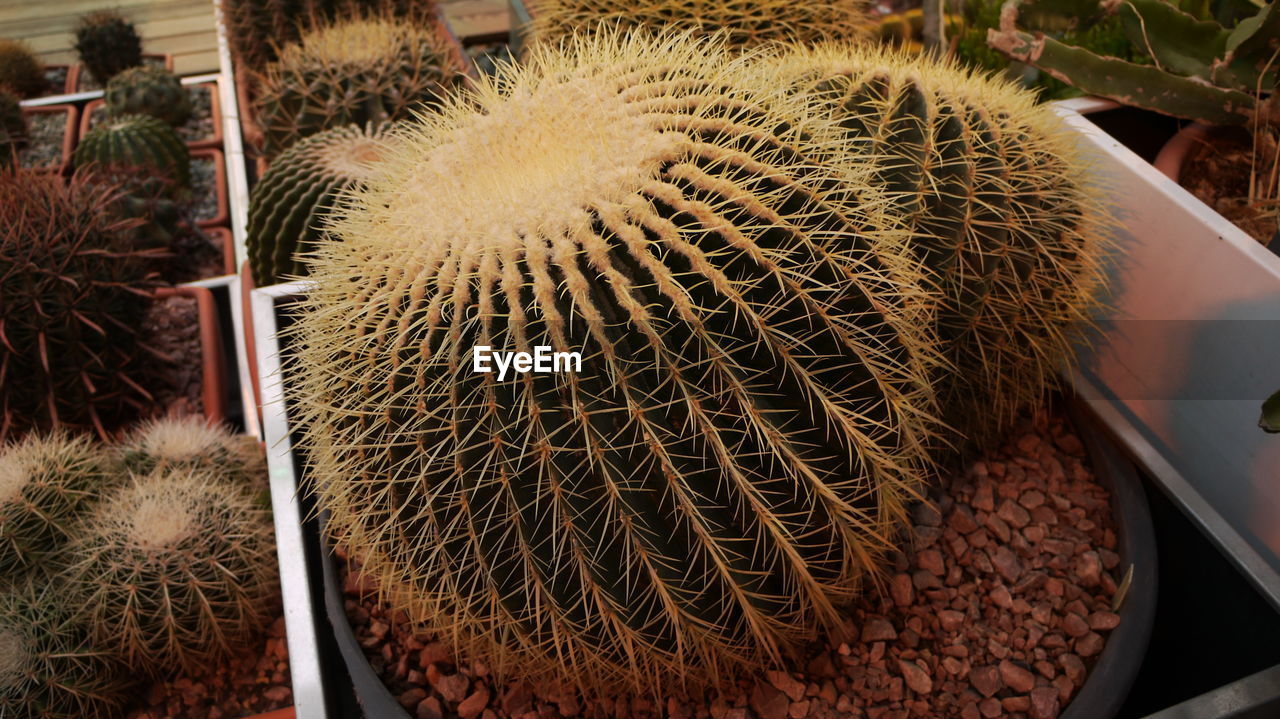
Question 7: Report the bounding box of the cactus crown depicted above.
[0,629,29,687]
[74,10,144,84]
[0,39,45,97]
[291,32,938,694]
[120,415,266,488]
[0,433,107,572]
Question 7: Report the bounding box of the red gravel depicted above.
[140,294,204,417]
[340,410,1124,719]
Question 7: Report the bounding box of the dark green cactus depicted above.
[73,10,144,85]
[0,580,133,719]
[0,87,24,140]
[0,40,45,98]
[254,16,463,157]
[105,66,192,127]
[247,123,396,284]
[0,170,163,440]
[73,114,191,192]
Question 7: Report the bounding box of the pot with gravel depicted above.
[190,147,229,228]
[18,104,77,175]
[150,286,228,424]
[82,80,224,150]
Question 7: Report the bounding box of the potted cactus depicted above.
[68,9,174,92]
[81,70,225,150]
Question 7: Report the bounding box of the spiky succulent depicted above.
[119,415,266,491]
[0,40,45,98]
[527,0,872,51]
[0,432,109,574]
[0,580,133,719]
[63,467,279,676]
[0,87,24,140]
[760,44,1110,446]
[254,16,463,157]
[290,32,939,694]
[73,10,143,85]
[73,114,191,191]
[247,122,397,285]
[105,66,192,127]
[0,170,163,440]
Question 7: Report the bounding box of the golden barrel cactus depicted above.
[289,33,939,694]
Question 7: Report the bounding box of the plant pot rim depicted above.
[20,103,78,176]
[80,81,224,151]
[205,226,236,277]
[1152,122,1213,183]
[244,707,296,719]
[68,52,174,93]
[191,147,230,229]
[153,285,226,424]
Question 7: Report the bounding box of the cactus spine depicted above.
[289,33,939,694]
[0,432,109,573]
[247,122,397,284]
[105,66,192,127]
[0,40,45,98]
[73,114,191,191]
[254,17,463,157]
[761,44,1109,445]
[119,415,266,491]
[73,10,144,85]
[63,467,279,676]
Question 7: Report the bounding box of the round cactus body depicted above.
[119,415,266,490]
[73,10,143,84]
[528,0,871,52]
[0,88,25,142]
[0,41,45,98]
[105,66,192,127]
[73,114,191,191]
[0,581,133,719]
[290,33,938,694]
[763,44,1110,446]
[0,432,109,573]
[247,122,398,285]
[63,467,279,676]
[254,17,464,157]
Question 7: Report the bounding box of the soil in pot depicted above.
[1180,126,1278,246]
[17,110,68,171]
[164,226,226,284]
[191,153,222,225]
[86,84,218,146]
[140,294,205,417]
[339,409,1124,719]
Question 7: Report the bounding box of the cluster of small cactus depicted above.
[119,414,267,490]
[73,114,191,191]
[527,0,872,51]
[247,122,398,284]
[0,171,162,440]
[0,39,45,97]
[73,10,143,85]
[0,433,107,573]
[105,66,192,127]
[253,16,463,157]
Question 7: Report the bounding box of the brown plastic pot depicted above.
[80,82,223,150]
[191,147,230,228]
[246,709,294,719]
[1153,122,1212,182]
[68,53,173,93]
[153,285,226,424]
[240,260,262,423]
[20,104,78,176]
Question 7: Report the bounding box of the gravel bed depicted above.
[165,227,225,284]
[340,410,1123,719]
[17,111,66,170]
[139,294,204,417]
[76,55,167,92]
[39,66,68,96]
[87,84,216,145]
[190,155,221,224]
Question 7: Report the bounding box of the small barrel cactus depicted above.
[528,0,872,51]
[0,432,109,573]
[289,33,938,694]
[119,415,266,490]
[761,44,1110,445]
[222,0,437,70]
[0,40,45,98]
[0,581,133,719]
[105,66,192,127]
[73,114,191,191]
[247,122,398,285]
[63,467,279,676]
[254,16,463,157]
[73,10,144,84]
[0,171,163,440]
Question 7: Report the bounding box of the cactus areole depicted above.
[290,34,937,694]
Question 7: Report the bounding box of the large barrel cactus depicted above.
[289,33,939,694]
[247,123,397,285]
[763,44,1110,445]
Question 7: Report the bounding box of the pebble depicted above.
[861,618,898,643]
[998,661,1036,694]
[898,660,933,695]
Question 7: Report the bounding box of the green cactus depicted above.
[63,467,279,676]
[73,114,191,192]
[987,0,1278,125]
[247,123,397,285]
[0,170,163,440]
[254,17,463,157]
[289,32,939,695]
[221,0,436,70]
[0,432,110,573]
[119,415,267,491]
[105,66,192,127]
[763,44,1110,446]
[0,87,24,140]
[73,10,144,85]
[0,40,45,98]
[0,580,133,719]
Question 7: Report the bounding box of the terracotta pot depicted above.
[1153,122,1212,183]
[20,104,78,176]
[153,285,226,424]
[205,226,237,276]
[36,64,76,96]
[190,147,230,228]
[245,709,294,719]
[240,260,262,421]
[68,53,174,93]
[79,81,223,150]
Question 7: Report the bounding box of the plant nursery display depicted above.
[73,10,143,85]
[246,122,399,285]
[104,66,192,127]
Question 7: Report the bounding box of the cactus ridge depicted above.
[73,114,191,191]
[64,467,279,676]
[763,44,1111,445]
[247,122,398,285]
[105,66,192,127]
[290,32,940,693]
